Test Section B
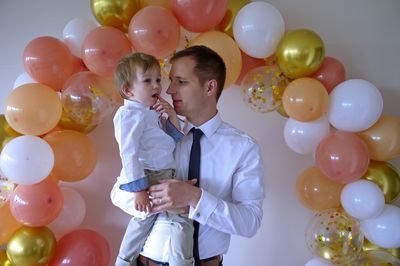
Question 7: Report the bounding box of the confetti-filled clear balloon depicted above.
[306,209,364,265]
[241,65,289,113]
[0,177,15,208]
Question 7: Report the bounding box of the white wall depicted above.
[0,0,399,265]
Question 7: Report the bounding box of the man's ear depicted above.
[206,79,218,97]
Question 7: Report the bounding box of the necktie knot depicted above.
[191,128,203,142]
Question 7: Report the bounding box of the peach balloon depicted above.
[82,26,132,76]
[0,203,21,245]
[128,6,180,59]
[9,179,63,227]
[171,0,227,33]
[282,77,329,122]
[316,131,370,184]
[296,167,344,211]
[44,130,97,182]
[358,115,400,161]
[189,31,242,88]
[235,50,266,85]
[23,36,74,90]
[311,56,346,94]
[5,83,62,135]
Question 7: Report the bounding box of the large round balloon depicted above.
[328,79,383,132]
[217,0,249,37]
[5,83,62,136]
[44,130,98,182]
[306,209,364,265]
[6,226,56,266]
[90,0,138,32]
[0,136,54,185]
[0,203,21,245]
[233,1,284,58]
[128,6,180,59]
[277,29,325,79]
[311,56,346,94]
[49,229,110,266]
[23,36,74,90]
[171,0,227,33]
[241,65,289,113]
[189,31,241,88]
[63,18,97,58]
[235,50,266,85]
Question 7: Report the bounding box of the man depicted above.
[111,45,265,266]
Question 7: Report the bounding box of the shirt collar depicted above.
[184,112,222,138]
[124,99,151,110]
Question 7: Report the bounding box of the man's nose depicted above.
[166,85,174,94]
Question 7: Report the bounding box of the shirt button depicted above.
[196,213,201,217]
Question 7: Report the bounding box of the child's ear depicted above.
[122,85,133,97]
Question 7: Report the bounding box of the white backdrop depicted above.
[0,0,399,265]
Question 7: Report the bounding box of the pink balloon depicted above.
[9,179,63,227]
[23,36,74,90]
[49,229,110,266]
[81,26,132,76]
[316,131,370,184]
[311,56,345,93]
[129,6,180,59]
[171,0,228,32]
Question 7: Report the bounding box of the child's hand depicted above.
[153,96,180,130]
[133,190,151,212]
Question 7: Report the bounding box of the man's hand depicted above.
[148,179,201,212]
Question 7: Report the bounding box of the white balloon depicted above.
[305,258,332,266]
[0,136,54,185]
[48,187,86,238]
[13,72,36,89]
[233,1,285,58]
[328,79,383,132]
[341,180,385,220]
[63,18,97,57]
[284,116,331,155]
[362,204,400,248]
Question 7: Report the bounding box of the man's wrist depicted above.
[189,186,202,208]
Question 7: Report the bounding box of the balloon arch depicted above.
[0,1,399,265]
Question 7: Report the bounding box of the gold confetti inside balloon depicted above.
[241,65,289,113]
[0,177,15,208]
[306,208,364,265]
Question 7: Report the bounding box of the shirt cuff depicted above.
[119,176,150,192]
[189,189,218,224]
[165,119,184,142]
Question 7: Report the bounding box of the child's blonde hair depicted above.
[114,52,160,99]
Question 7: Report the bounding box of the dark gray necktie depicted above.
[188,128,203,266]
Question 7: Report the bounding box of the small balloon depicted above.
[311,56,346,94]
[306,209,364,265]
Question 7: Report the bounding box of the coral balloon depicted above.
[217,0,249,37]
[282,77,329,122]
[44,130,97,182]
[241,65,288,113]
[5,83,62,135]
[63,18,97,58]
[171,0,227,32]
[363,161,400,203]
[316,131,370,184]
[277,29,325,79]
[82,26,132,76]
[10,179,63,227]
[306,209,364,265]
[189,31,241,88]
[0,203,21,245]
[358,115,400,161]
[311,56,346,93]
[90,0,138,32]
[235,50,266,85]
[0,115,20,150]
[128,6,180,59]
[296,167,344,211]
[23,36,74,90]
[6,226,56,266]
[49,229,110,266]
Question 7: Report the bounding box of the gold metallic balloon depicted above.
[277,29,325,79]
[357,250,399,265]
[0,115,21,151]
[363,238,400,261]
[363,161,400,203]
[6,226,56,266]
[217,0,250,37]
[0,250,12,266]
[58,110,97,134]
[90,0,139,32]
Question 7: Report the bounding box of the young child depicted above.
[113,52,194,266]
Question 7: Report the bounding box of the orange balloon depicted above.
[44,130,97,182]
[5,83,62,135]
[296,167,344,211]
[282,77,329,122]
[189,31,242,88]
[23,36,74,90]
[138,0,170,10]
[0,204,21,245]
[358,115,400,161]
[82,26,132,76]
